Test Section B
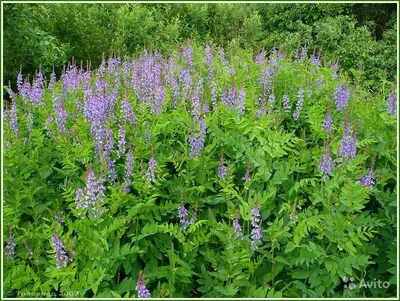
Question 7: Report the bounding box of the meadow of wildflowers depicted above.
[3,44,397,298]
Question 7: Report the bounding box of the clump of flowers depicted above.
[75,166,106,219]
[5,227,16,260]
[319,139,335,179]
[358,153,377,189]
[293,88,304,121]
[338,119,358,160]
[282,94,291,113]
[218,150,227,181]
[51,227,70,269]
[242,157,251,184]
[334,83,350,112]
[322,107,333,133]
[233,210,243,240]
[386,88,397,116]
[250,200,262,250]
[136,270,151,298]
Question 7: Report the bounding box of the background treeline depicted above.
[3,3,397,91]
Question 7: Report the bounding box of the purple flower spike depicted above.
[334,83,350,112]
[339,120,358,160]
[387,88,397,116]
[136,271,151,298]
[75,166,106,219]
[282,94,291,113]
[322,108,333,133]
[51,228,70,269]
[250,201,262,250]
[218,150,227,181]
[319,140,335,179]
[233,210,243,240]
[293,88,304,121]
[5,229,16,260]
[178,200,189,233]
[242,157,251,184]
[146,153,157,187]
[358,154,376,190]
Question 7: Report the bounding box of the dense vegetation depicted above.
[3,42,397,298]
[3,3,397,93]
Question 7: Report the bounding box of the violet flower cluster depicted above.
[146,154,157,187]
[282,94,291,113]
[189,117,207,158]
[250,202,262,250]
[233,210,243,240]
[75,166,106,219]
[358,154,376,189]
[178,200,190,233]
[293,88,304,121]
[242,158,251,184]
[5,229,16,260]
[334,83,350,112]
[51,228,70,269]
[322,108,333,133]
[386,88,397,116]
[318,140,335,179]
[136,271,151,298]
[338,121,358,160]
[218,151,227,181]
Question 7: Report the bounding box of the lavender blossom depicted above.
[178,200,189,232]
[338,121,358,160]
[30,70,44,105]
[310,52,320,69]
[242,158,251,184]
[387,88,397,116]
[322,108,333,133]
[189,118,207,157]
[45,116,54,138]
[293,89,304,121]
[358,154,376,189]
[319,140,335,179]
[218,151,227,181]
[17,71,23,92]
[334,83,350,112]
[250,202,262,250]
[182,45,193,68]
[9,94,19,136]
[121,97,137,126]
[233,210,243,240]
[256,50,265,65]
[5,229,16,260]
[48,70,56,90]
[75,166,106,219]
[136,271,151,298]
[146,154,157,187]
[51,229,70,268]
[282,94,291,113]
[236,87,246,115]
[358,168,375,189]
[54,100,67,134]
